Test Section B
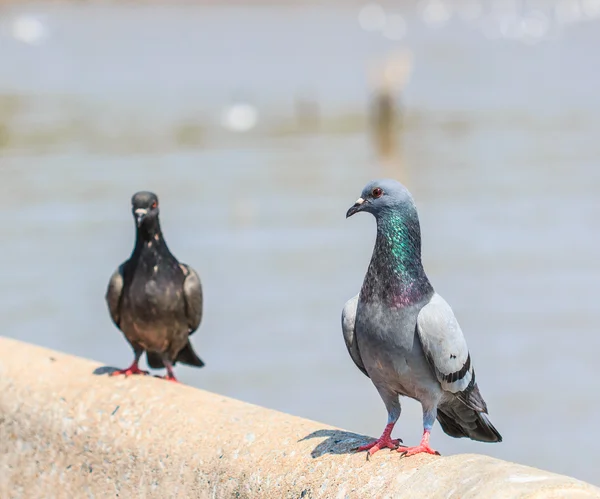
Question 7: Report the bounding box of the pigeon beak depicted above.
[346,197,366,218]
[134,208,148,227]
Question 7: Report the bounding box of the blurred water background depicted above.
[1,0,600,486]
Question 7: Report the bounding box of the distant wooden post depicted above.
[371,86,398,159]
[368,49,413,182]
[294,91,320,132]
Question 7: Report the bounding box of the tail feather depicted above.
[145,341,205,369]
[175,341,205,368]
[436,409,468,439]
[458,382,488,413]
[146,351,165,369]
[437,390,502,443]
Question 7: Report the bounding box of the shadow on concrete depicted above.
[299,429,375,458]
[92,366,119,375]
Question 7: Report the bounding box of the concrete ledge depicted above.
[1,337,599,499]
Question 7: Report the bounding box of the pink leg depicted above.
[158,360,179,383]
[355,423,402,456]
[397,430,440,457]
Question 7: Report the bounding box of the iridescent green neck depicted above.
[361,207,433,306]
[374,211,426,280]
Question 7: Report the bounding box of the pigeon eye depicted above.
[151,201,157,209]
[372,187,383,198]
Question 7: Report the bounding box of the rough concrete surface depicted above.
[1,337,599,499]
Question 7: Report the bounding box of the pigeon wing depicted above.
[341,295,369,377]
[416,293,486,411]
[106,263,126,328]
[180,263,203,335]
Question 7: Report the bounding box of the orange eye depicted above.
[151,201,157,209]
[372,187,383,198]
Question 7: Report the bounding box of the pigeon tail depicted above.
[146,351,165,369]
[146,341,205,369]
[176,340,205,367]
[436,393,502,443]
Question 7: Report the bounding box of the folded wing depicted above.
[342,294,369,377]
[105,263,126,328]
[180,263,203,335]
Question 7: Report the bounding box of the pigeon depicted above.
[343,179,501,457]
[105,191,204,383]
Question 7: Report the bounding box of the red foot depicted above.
[398,444,440,457]
[397,430,440,457]
[110,364,148,377]
[357,436,402,455]
[156,374,179,383]
[355,423,402,457]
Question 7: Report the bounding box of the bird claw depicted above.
[397,444,440,457]
[154,374,179,383]
[110,366,149,377]
[355,437,402,457]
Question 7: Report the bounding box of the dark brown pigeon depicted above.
[106,191,204,383]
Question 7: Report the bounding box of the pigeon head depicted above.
[131,191,160,228]
[346,179,414,219]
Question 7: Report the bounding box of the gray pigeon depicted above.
[106,191,204,383]
[343,179,501,457]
